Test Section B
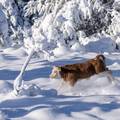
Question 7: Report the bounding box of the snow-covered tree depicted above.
[0,0,119,51]
[0,3,9,47]
[22,0,118,54]
[0,0,24,47]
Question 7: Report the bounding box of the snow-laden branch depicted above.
[0,3,9,47]
[13,46,54,95]
[13,48,34,95]
[13,0,66,95]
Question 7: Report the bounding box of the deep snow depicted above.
[1,48,120,120]
[0,0,120,119]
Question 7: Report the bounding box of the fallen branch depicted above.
[13,48,34,95]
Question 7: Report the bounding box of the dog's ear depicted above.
[96,55,105,61]
[99,55,105,61]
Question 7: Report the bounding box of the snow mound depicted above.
[85,37,116,53]
[22,108,55,120]
[19,84,41,96]
[0,81,13,94]
[70,42,86,52]
[53,44,71,57]
[19,84,57,97]
[3,47,27,57]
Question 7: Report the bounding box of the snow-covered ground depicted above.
[0,0,120,119]
[1,47,120,120]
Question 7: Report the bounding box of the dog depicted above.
[50,55,114,86]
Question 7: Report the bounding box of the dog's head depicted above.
[50,66,61,78]
[96,54,105,62]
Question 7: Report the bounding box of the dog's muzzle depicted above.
[50,71,58,78]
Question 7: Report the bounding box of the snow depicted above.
[85,37,116,53]
[0,81,13,95]
[19,0,120,58]
[1,47,120,120]
[70,42,86,52]
[0,0,120,54]
[53,43,71,57]
[0,3,9,47]
[0,0,120,119]
[0,111,6,120]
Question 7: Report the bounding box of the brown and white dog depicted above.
[50,55,114,87]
